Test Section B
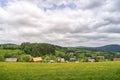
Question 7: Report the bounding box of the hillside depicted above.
[76,44,120,52]
[1,43,120,62]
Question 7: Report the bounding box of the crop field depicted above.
[0,62,120,80]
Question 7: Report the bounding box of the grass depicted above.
[0,62,120,80]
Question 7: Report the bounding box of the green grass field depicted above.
[0,62,120,80]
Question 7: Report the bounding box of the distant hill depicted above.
[1,43,120,52]
[75,44,120,52]
[0,43,17,46]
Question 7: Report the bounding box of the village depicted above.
[1,43,120,63]
[4,57,120,63]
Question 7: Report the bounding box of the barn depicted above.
[113,58,120,61]
[57,58,65,62]
[30,57,43,62]
[69,58,77,62]
[5,58,18,62]
[88,59,96,62]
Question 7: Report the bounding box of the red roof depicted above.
[113,58,120,61]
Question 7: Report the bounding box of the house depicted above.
[113,58,120,61]
[69,52,75,54]
[69,58,77,62]
[5,58,18,62]
[30,57,42,62]
[87,57,96,62]
[57,58,65,62]
[105,59,108,62]
[49,60,55,63]
[61,58,65,62]
[88,59,96,62]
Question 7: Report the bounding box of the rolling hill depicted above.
[76,44,120,52]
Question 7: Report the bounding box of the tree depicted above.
[0,55,4,61]
[96,56,105,62]
[18,54,32,62]
[3,45,20,50]
[80,57,88,62]
[64,53,74,60]
[21,42,31,54]
[20,42,55,57]
[43,55,51,62]
[55,51,65,58]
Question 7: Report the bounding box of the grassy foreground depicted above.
[0,62,120,80]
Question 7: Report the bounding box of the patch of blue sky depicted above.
[66,2,77,9]
[42,4,65,11]
[53,3,66,9]
[42,0,48,2]
[43,2,77,11]
[0,0,8,8]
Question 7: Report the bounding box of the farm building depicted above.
[57,58,65,62]
[60,58,65,62]
[87,57,96,62]
[30,57,43,62]
[5,58,18,62]
[49,60,55,63]
[69,52,75,54]
[113,58,120,61]
[69,58,77,62]
[88,59,96,62]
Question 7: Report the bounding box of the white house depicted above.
[88,59,96,62]
[69,58,76,62]
[50,60,55,63]
[5,58,18,62]
[57,58,65,62]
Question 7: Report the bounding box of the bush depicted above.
[80,57,88,62]
[4,53,12,58]
[18,55,32,62]
[4,53,18,58]
[0,55,4,61]
[43,55,51,62]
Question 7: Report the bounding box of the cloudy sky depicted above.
[0,0,120,47]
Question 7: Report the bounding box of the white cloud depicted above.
[0,0,120,47]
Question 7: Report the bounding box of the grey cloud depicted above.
[99,25,120,33]
[104,16,120,25]
[104,0,120,12]
[66,33,107,41]
[111,0,120,11]
[0,28,4,32]
[80,0,106,9]
[46,22,93,34]
[100,11,120,25]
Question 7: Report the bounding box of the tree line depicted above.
[0,42,120,62]
[20,42,55,57]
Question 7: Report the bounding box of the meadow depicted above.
[0,62,120,80]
